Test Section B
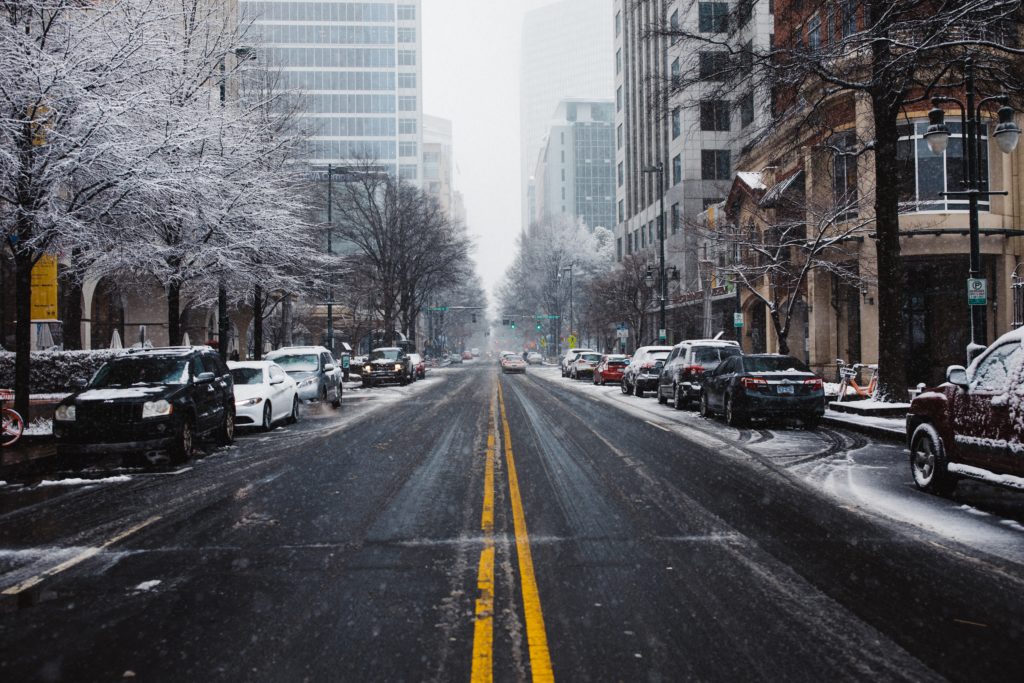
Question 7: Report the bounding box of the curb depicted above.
[822,415,905,444]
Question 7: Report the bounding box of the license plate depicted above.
[777,385,794,395]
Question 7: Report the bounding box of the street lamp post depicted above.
[325,163,339,354]
[560,264,574,345]
[642,163,667,342]
[924,58,1020,360]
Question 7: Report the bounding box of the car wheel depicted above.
[673,386,685,411]
[910,423,957,496]
[657,387,667,404]
[173,419,195,464]
[287,396,299,424]
[634,382,644,398]
[261,402,273,432]
[332,386,342,408]
[218,407,235,445]
[621,378,630,394]
[319,385,328,402]
[803,413,822,429]
[699,392,712,418]
[725,395,746,427]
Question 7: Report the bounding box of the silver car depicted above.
[264,346,342,408]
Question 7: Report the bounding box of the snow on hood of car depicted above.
[77,387,168,401]
[233,383,268,400]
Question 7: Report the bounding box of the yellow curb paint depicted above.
[470,394,497,683]
[2,515,162,595]
[497,382,554,683]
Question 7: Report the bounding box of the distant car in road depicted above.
[500,353,527,374]
[526,352,544,365]
[408,353,426,380]
[361,347,414,387]
[699,354,825,428]
[593,354,629,385]
[906,329,1024,496]
[462,350,474,361]
[229,360,299,431]
[569,351,603,380]
[449,353,463,364]
[265,346,342,407]
[621,346,673,397]
[560,347,595,377]
[657,339,741,410]
[54,346,235,466]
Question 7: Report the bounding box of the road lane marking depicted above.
[471,396,497,682]
[645,420,671,432]
[1,515,162,595]
[498,382,555,683]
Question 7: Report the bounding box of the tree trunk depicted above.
[772,309,790,355]
[218,284,228,362]
[253,285,263,360]
[167,281,181,346]
[872,97,909,401]
[282,295,293,347]
[13,248,33,419]
[61,254,83,350]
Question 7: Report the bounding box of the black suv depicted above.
[54,347,235,465]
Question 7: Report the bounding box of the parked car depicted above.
[593,354,629,385]
[229,360,299,431]
[621,346,673,397]
[569,351,603,380]
[526,352,544,365]
[561,347,595,377]
[53,346,235,466]
[408,353,426,380]
[657,339,742,409]
[265,346,342,407]
[500,353,527,374]
[699,354,825,428]
[362,347,414,386]
[462,350,474,361]
[449,353,463,364]
[906,329,1024,496]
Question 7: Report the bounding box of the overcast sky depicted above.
[422,0,558,306]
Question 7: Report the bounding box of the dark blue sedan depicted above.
[698,354,825,428]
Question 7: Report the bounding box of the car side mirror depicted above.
[70,377,88,389]
[270,378,284,385]
[324,364,336,372]
[196,372,216,384]
[946,365,968,389]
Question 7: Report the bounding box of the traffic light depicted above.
[510,320,516,329]
[472,313,477,323]
[536,323,542,332]
[502,318,509,326]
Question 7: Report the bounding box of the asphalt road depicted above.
[0,363,1022,682]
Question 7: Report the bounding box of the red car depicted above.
[906,329,1024,496]
[593,354,629,385]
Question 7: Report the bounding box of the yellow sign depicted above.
[31,254,59,319]
[567,334,578,348]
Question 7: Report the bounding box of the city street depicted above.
[1,362,1022,681]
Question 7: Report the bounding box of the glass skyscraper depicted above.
[240,0,423,181]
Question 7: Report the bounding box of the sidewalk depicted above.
[822,400,907,443]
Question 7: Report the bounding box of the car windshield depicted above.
[580,353,601,362]
[608,359,628,366]
[91,358,190,387]
[371,349,401,361]
[693,346,741,370]
[650,351,670,361]
[270,354,319,372]
[742,356,811,373]
[230,368,264,385]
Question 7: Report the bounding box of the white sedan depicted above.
[228,361,300,431]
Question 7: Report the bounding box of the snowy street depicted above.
[0,362,1022,681]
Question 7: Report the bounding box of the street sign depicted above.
[658,329,666,341]
[967,278,987,306]
[567,334,578,347]
[734,313,744,328]
[616,328,629,340]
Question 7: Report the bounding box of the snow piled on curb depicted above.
[37,475,132,487]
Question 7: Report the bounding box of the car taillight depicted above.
[686,365,704,375]
[642,363,653,370]
[741,377,768,390]
[804,378,823,391]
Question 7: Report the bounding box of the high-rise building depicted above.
[533,99,616,232]
[240,0,423,181]
[423,114,454,217]
[520,0,614,231]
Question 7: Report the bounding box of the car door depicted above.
[190,355,216,432]
[660,348,680,396]
[204,352,229,427]
[952,341,1024,473]
[702,358,724,409]
[712,357,741,410]
[269,365,290,420]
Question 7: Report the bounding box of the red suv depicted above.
[906,329,1024,496]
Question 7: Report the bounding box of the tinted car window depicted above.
[742,356,811,373]
[231,368,264,385]
[370,349,401,361]
[92,358,190,387]
[273,354,319,372]
[693,346,741,368]
[580,353,602,362]
[269,366,287,381]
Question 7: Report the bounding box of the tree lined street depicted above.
[2,363,1022,681]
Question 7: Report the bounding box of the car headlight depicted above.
[364,365,373,373]
[141,399,173,419]
[235,397,262,407]
[299,377,316,387]
[55,404,76,421]
[394,363,402,371]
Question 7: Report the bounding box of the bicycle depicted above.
[835,360,878,401]
[1,389,25,447]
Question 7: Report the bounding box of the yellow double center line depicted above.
[471,382,553,682]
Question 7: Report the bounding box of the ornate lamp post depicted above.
[642,163,667,342]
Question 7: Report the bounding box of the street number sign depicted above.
[967,278,987,306]
[734,313,744,328]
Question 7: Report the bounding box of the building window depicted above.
[831,131,858,219]
[617,237,623,260]
[399,118,417,134]
[399,164,418,180]
[671,108,681,139]
[897,119,988,212]
[671,57,681,85]
[616,86,622,112]
[618,199,624,223]
[699,52,730,80]
[671,203,680,234]
[398,73,416,89]
[616,48,621,75]
[670,9,679,43]
[618,161,624,187]
[700,100,730,131]
[807,15,821,50]
[398,95,417,111]
[701,149,731,180]
[739,91,754,128]
[397,5,416,20]
[399,141,417,157]
[397,28,416,43]
[672,154,682,185]
[398,50,416,66]
[841,0,857,37]
[617,123,623,150]
[615,10,621,37]
[698,2,729,33]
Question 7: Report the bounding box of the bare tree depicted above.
[581,254,658,350]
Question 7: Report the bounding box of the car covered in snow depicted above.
[500,352,527,374]
[907,329,1024,496]
[657,339,741,409]
[621,346,673,397]
[53,346,235,465]
[569,351,603,380]
[265,345,342,407]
